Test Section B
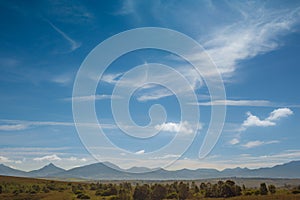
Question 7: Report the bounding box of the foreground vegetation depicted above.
[1,175,300,200]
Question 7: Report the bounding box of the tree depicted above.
[151,184,167,200]
[0,185,2,194]
[242,184,246,191]
[178,182,189,200]
[268,184,276,194]
[260,183,268,195]
[191,181,199,194]
[118,188,131,200]
[133,184,150,200]
[200,182,207,190]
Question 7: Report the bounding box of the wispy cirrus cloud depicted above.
[63,94,117,102]
[0,119,116,131]
[47,20,81,52]
[51,72,75,85]
[200,5,300,78]
[0,124,29,131]
[100,65,202,102]
[102,3,300,103]
[44,0,94,24]
[242,140,279,149]
[197,100,273,107]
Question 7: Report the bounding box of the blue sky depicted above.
[0,0,300,171]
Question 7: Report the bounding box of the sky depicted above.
[0,0,300,171]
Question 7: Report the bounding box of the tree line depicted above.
[4,178,300,200]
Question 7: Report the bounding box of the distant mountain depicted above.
[125,166,153,173]
[52,162,125,179]
[1,160,300,180]
[28,163,65,177]
[0,164,28,177]
[250,160,300,178]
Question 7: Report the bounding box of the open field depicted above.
[1,175,300,200]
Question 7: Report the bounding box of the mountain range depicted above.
[1,160,300,180]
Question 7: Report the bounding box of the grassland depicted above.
[1,175,300,200]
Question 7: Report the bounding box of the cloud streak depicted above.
[0,119,116,131]
[197,100,273,107]
[63,94,117,102]
[242,140,279,149]
[47,20,81,52]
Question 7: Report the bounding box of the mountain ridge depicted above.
[0,160,300,180]
[28,163,66,177]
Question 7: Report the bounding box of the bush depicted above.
[260,183,268,195]
[77,193,90,199]
[74,190,83,195]
[268,184,276,194]
[292,190,300,194]
[166,192,178,199]
[254,190,260,195]
[42,186,50,193]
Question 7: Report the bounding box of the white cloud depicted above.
[135,150,145,155]
[200,6,300,78]
[197,100,273,107]
[64,94,116,102]
[0,124,28,131]
[100,3,300,102]
[242,140,264,148]
[136,88,173,101]
[0,156,22,164]
[111,3,300,104]
[0,119,117,131]
[0,156,13,163]
[67,156,87,162]
[241,108,293,131]
[33,154,62,161]
[229,138,240,145]
[242,140,279,148]
[51,73,74,85]
[152,154,180,160]
[0,120,73,131]
[155,121,194,135]
[101,73,123,84]
[267,108,293,121]
[242,112,275,128]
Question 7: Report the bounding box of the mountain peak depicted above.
[46,163,56,168]
[28,163,65,177]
